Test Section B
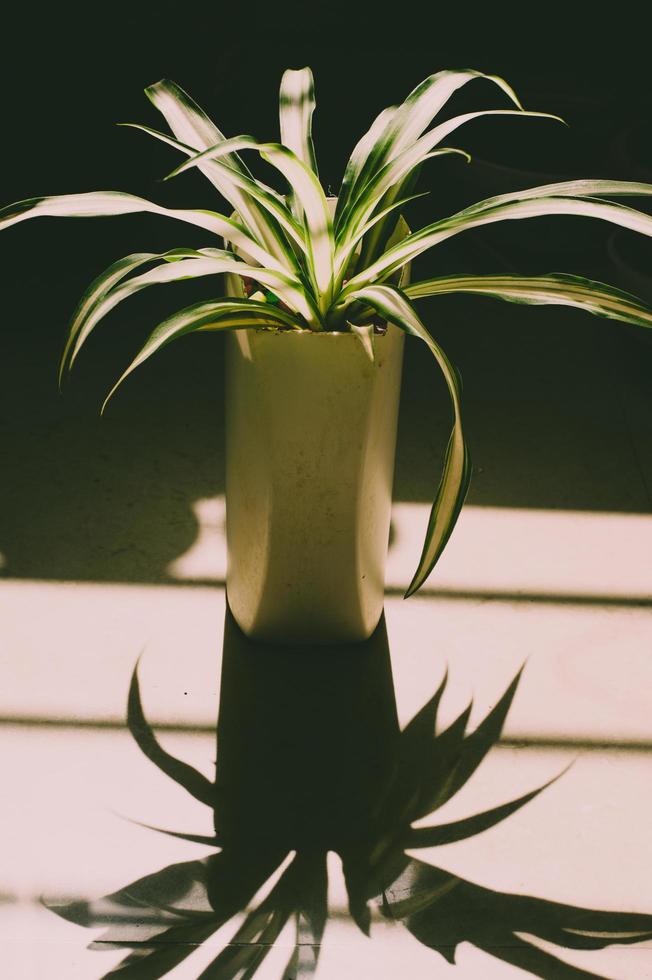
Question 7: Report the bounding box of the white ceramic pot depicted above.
[224,204,408,644]
[225,320,404,644]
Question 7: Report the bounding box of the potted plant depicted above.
[2,67,652,642]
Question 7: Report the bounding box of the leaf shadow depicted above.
[46,603,652,978]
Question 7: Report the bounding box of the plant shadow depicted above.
[48,606,652,979]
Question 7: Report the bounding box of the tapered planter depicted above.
[225,320,404,644]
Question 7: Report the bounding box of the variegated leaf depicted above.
[121,122,306,257]
[166,138,334,313]
[279,67,319,175]
[336,69,523,234]
[335,106,398,232]
[101,298,297,413]
[338,284,470,596]
[59,250,157,386]
[146,79,294,267]
[405,273,652,329]
[344,192,652,292]
[334,191,428,283]
[65,251,310,374]
[341,110,562,255]
[0,191,287,272]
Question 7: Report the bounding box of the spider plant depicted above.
[3,67,652,596]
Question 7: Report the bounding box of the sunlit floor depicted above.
[1,501,652,977]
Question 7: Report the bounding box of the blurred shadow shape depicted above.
[379,860,652,979]
[46,604,652,979]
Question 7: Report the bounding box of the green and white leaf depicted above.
[344,193,652,293]
[279,67,319,176]
[335,69,523,234]
[122,122,307,257]
[146,79,254,177]
[59,250,157,386]
[0,191,287,271]
[167,137,334,312]
[338,147,472,247]
[387,69,524,156]
[334,191,428,283]
[146,79,292,266]
[405,273,652,329]
[101,298,295,414]
[260,142,333,309]
[355,165,423,273]
[339,110,562,254]
[60,246,233,384]
[65,250,310,373]
[335,106,398,231]
[455,178,652,217]
[348,109,564,268]
[340,284,470,596]
[348,321,375,361]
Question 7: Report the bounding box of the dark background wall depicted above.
[1,1,651,583]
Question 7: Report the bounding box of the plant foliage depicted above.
[3,68,652,593]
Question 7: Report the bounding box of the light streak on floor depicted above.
[167,498,652,602]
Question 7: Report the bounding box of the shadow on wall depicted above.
[0,321,226,584]
[47,606,652,979]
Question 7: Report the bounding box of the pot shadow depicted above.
[48,607,652,979]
